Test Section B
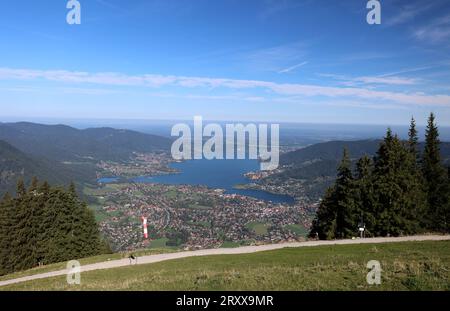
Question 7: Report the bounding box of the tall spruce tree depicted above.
[16,179,26,197]
[35,181,51,265]
[408,117,419,164]
[406,117,428,228]
[309,148,358,239]
[0,193,14,275]
[354,155,376,236]
[372,129,424,236]
[334,148,358,238]
[422,113,449,231]
[11,180,36,271]
[310,187,337,240]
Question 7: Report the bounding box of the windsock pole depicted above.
[141,216,148,239]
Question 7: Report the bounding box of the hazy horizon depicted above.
[2,115,450,141]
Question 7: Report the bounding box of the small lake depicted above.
[100,159,295,204]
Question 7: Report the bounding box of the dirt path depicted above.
[1,235,449,287]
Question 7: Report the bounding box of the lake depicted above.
[128,159,295,204]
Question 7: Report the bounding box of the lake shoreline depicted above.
[98,159,296,204]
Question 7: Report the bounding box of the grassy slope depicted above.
[0,249,176,283]
[1,241,449,291]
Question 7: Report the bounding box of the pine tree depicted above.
[334,148,358,238]
[10,180,46,271]
[0,193,14,275]
[312,115,447,240]
[35,181,51,265]
[372,129,397,235]
[422,113,448,231]
[372,129,424,236]
[16,179,26,198]
[310,187,337,240]
[30,177,39,192]
[41,187,68,263]
[309,148,358,239]
[354,155,376,236]
[0,179,110,275]
[408,117,419,165]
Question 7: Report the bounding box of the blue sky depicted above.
[0,0,450,125]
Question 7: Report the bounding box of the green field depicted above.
[0,248,176,283]
[1,241,449,291]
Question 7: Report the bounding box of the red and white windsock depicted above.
[141,216,148,239]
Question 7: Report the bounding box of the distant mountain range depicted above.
[281,139,450,166]
[1,122,449,199]
[0,122,173,195]
[0,122,172,162]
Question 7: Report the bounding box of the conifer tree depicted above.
[41,187,68,263]
[16,179,26,198]
[0,179,109,275]
[334,148,358,238]
[11,180,43,270]
[372,129,424,236]
[310,187,337,240]
[0,193,14,275]
[311,114,448,240]
[309,149,358,239]
[408,117,419,164]
[30,177,39,192]
[354,155,376,235]
[422,113,448,231]
[35,181,51,264]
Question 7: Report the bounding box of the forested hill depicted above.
[0,122,173,196]
[281,139,450,167]
[0,140,96,195]
[0,122,172,162]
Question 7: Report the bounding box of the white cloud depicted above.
[318,73,419,86]
[1,67,450,107]
[278,61,308,74]
[378,65,437,77]
[413,14,450,43]
[385,1,437,27]
[347,76,419,86]
[243,42,308,72]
